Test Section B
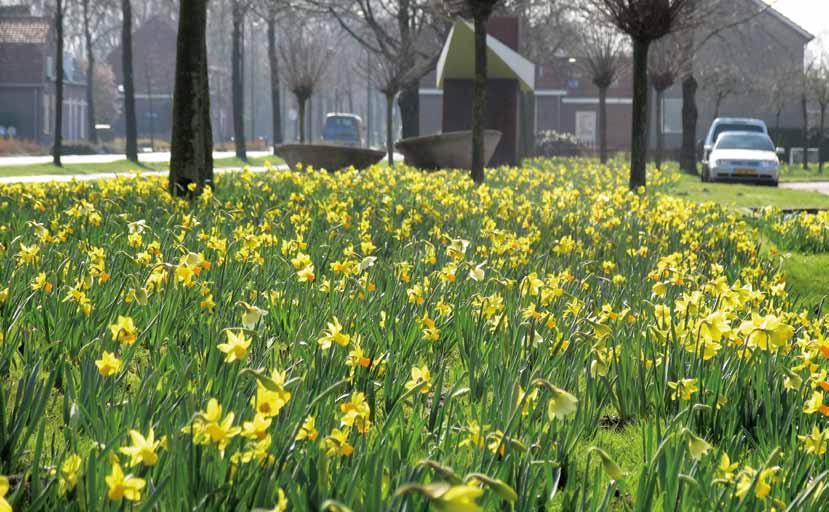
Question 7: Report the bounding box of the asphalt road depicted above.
[0,150,272,167]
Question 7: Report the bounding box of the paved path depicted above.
[0,165,286,185]
[0,150,272,167]
[780,181,829,195]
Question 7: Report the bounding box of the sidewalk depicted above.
[0,164,285,185]
[780,181,829,196]
[0,150,272,167]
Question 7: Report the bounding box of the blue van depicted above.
[322,114,364,147]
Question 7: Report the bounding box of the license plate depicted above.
[734,168,757,176]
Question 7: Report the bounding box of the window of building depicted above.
[662,98,682,134]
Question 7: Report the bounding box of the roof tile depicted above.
[0,17,50,45]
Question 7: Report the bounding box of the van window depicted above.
[713,124,763,142]
[715,133,774,151]
[323,117,359,142]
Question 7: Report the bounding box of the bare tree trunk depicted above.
[298,96,307,144]
[82,0,98,145]
[678,0,697,175]
[366,52,372,147]
[53,0,63,166]
[170,0,212,196]
[680,75,698,175]
[802,94,809,169]
[396,0,419,139]
[820,105,826,173]
[232,1,247,160]
[385,93,394,167]
[598,85,608,164]
[471,13,487,184]
[398,79,420,139]
[714,95,722,119]
[655,88,664,170]
[121,0,138,162]
[267,15,282,154]
[630,38,650,190]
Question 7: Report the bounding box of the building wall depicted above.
[0,42,46,84]
[0,86,40,140]
[656,0,811,150]
[559,99,633,151]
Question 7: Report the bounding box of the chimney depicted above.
[486,17,519,52]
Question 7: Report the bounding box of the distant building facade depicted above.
[419,0,813,155]
[0,5,88,144]
[107,15,231,143]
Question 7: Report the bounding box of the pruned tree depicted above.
[169,0,213,196]
[576,23,626,164]
[279,17,334,144]
[358,49,403,165]
[698,64,743,119]
[764,64,796,145]
[91,63,121,125]
[584,0,692,190]
[807,58,829,172]
[253,0,292,154]
[648,35,681,170]
[800,62,814,170]
[120,0,138,161]
[310,0,447,140]
[80,0,116,144]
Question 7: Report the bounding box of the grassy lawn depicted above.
[670,170,829,310]
[0,155,279,178]
[779,163,829,182]
[667,172,829,209]
[780,252,829,310]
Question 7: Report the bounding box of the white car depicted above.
[701,117,768,180]
[706,132,780,186]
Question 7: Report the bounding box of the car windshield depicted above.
[713,123,764,142]
[715,133,774,151]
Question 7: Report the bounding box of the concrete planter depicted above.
[274,144,386,172]
[395,130,502,170]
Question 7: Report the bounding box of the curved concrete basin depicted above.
[274,144,386,172]
[395,130,502,170]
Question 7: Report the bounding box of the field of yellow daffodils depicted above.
[1,158,829,511]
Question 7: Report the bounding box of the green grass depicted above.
[0,156,279,178]
[667,173,829,209]
[779,252,829,310]
[779,163,829,182]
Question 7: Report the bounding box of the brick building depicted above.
[0,5,88,145]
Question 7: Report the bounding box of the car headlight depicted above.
[711,159,721,167]
[761,160,778,169]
